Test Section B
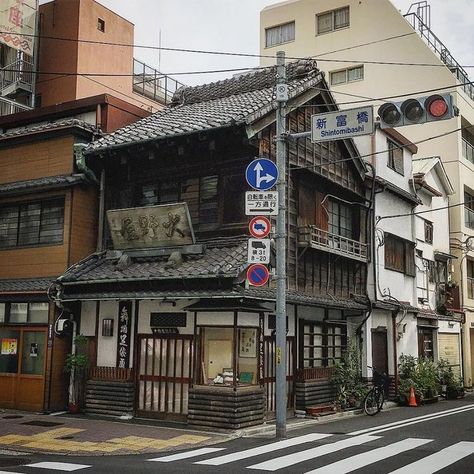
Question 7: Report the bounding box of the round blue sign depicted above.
[245,158,279,191]
[247,263,270,287]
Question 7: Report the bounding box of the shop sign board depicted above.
[245,191,278,216]
[245,158,279,191]
[116,301,132,369]
[249,216,271,239]
[311,105,374,142]
[247,238,271,264]
[247,264,270,287]
[0,0,37,55]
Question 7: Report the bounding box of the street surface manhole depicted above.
[0,457,31,467]
[21,420,63,427]
[2,415,24,419]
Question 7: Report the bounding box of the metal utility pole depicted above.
[275,50,287,439]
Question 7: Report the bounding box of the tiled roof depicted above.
[0,118,98,140]
[0,278,55,294]
[85,60,323,154]
[0,174,87,197]
[58,239,248,284]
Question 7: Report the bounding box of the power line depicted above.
[377,201,466,221]
[6,29,474,69]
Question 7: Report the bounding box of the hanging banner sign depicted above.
[116,301,132,369]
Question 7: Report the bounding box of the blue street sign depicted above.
[247,263,270,287]
[245,158,279,191]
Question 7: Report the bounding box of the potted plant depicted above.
[64,334,89,413]
[438,359,464,399]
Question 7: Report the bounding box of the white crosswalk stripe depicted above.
[247,434,379,471]
[195,433,330,466]
[148,447,226,462]
[25,462,91,471]
[304,437,433,474]
[389,441,474,474]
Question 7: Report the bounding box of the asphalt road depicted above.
[2,398,474,473]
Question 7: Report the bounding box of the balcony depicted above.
[0,58,34,98]
[462,139,474,165]
[298,225,368,262]
[133,58,186,105]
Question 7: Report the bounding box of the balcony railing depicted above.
[298,225,368,262]
[0,58,34,97]
[133,58,186,105]
[0,96,31,116]
[404,12,474,101]
[462,139,474,165]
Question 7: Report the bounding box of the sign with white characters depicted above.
[116,301,132,369]
[245,191,278,216]
[311,106,374,142]
[247,238,271,264]
[245,158,279,191]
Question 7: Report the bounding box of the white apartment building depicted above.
[260,0,474,385]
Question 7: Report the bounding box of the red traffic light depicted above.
[425,95,449,118]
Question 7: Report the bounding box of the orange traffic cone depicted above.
[408,386,417,407]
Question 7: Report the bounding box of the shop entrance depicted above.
[136,334,193,420]
[0,327,47,411]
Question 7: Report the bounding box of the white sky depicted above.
[41,0,474,87]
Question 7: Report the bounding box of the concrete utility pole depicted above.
[275,50,287,439]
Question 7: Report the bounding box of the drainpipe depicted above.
[68,318,77,407]
[392,309,399,390]
[74,143,98,185]
[96,169,105,252]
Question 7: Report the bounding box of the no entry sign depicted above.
[249,216,271,238]
[247,263,270,287]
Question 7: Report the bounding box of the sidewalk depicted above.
[0,410,231,456]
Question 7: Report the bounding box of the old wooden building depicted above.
[54,60,370,428]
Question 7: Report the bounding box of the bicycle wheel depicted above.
[364,388,382,416]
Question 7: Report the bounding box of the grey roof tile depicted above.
[86,60,323,154]
[0,174,87,197]
[0,278,55,293]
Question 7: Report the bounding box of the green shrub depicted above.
[398,354,439,401]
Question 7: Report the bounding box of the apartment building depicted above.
[260,0,474,385]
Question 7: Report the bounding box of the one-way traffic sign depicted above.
[245,191,278,216]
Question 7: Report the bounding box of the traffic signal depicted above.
[377,94,454,129]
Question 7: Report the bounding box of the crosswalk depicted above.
[2,433,474,473]
[148,432,474,473]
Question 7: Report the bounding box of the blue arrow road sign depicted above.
[245,158,279,191]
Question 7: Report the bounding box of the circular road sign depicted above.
[247,264,270,287]
[245,158,279,191]
[249,216,271,239]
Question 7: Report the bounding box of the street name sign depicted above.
[245,158,279,191]
[245,191,278,216]
[249,216,271,238]
[311,105,374,142]
[247,238,271,264]
[247,264,270,287]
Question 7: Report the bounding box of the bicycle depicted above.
[364,367,390,416]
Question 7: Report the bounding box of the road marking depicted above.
[148,447,225,462]
[247,434,379,471]
[25,462,91,471]
[349,404,474,436]
[195,433,330,466]
[305,437,432,474]
[389,441,474,473]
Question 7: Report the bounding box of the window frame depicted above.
[424,220,433,244]
[467,258,474,299]
[97,18,105,32]
[327,199,354,239]
[0,302,49,325]
[265,21,295,48]
[387,139,404,176]
[316,6,350,35]
[384,232,416,277]
[330,65,364,86]
[0,197,65,250]
[465,190,474,229]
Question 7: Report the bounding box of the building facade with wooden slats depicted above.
[0,95,150,412]
[53,60,371,427]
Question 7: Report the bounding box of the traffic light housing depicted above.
[377,94,454,129]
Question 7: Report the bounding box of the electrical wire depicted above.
[377,201,467,221]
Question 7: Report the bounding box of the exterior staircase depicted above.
[84,380,135,417]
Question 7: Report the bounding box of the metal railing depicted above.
[0,96,31,115]
[0,58,34,96]
[404,12,474,101]
[462,139,474,165]
[133,58,185,105]
[298,225,368,262]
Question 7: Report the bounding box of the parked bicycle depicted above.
[364,366,390,416]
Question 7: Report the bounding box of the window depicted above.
[199,175,219,227]
[265,21,295,47]
[330,66,364,85]
[465,190,474,229]
[418,328,434,359]
[0,198,65,249]
[222,175,245,224]
[387,139,404,175]
[97,18,105,32]
[317,6,349,34]
[467,258,474,299]
[328,199,353,239]
[384,233,416,276]
[1,302,48,324]
[424,220,433,244]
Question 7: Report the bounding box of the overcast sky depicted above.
[41,0,474,87]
